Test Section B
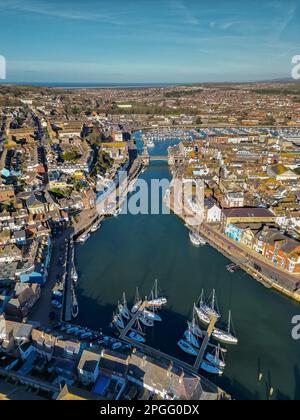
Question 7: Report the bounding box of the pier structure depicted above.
[117,299,220,374]
[119,301,149,340]
[194,315,218,371]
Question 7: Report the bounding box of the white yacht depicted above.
[194,304,210,325]
[78,233,90,244]
[212,311,238,345]
[189,231,206,247]
[131,288,142,314]
[148,279,167,307]
[90,222,101,233]
[200,289,220,320]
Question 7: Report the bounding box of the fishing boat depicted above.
[200,361,223,376]
[113,313,125,329]
[200,289,220,320]
[143,309,162,322]
[177,340,198,357]
[212,311,238,345]
[194,304,210,325]
[118,293,131,320]
[129,331,146,343]
[131,288,142,314]
[184,329,200,349]
[139,312,154,327]
[206,345,226,369]
[189,231,206,247]
[148,279,167,307]
[80,331,93,340]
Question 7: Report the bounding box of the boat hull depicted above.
[177,340,198,357]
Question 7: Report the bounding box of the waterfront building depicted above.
[222,208,276,227]
[224,224,243,242]
[205,199,222,223]
[78,350,101,385]
[17,236,52,285]
[224,192,245,208]
[254,227,300,274]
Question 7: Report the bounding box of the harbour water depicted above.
[75,138,300,400]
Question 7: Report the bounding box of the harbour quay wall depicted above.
[167,194,300,304]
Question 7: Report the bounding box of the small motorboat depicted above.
[129,331,146,343]
[177,340,198,357]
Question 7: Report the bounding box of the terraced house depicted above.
[255,227,300,274]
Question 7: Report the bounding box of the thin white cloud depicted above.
[0,0,128,25]
[171,0,200,25]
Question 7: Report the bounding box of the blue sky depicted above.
[0,0,300,83]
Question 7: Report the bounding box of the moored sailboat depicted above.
[148,279,167,307]
[177,340,198,357]
[212,311,238,345]
[118,293,131,321]
[129,331,146,343]
[200,289,220,320]
[206,344,226,369]
[200,361,223,376]
[184,329,200,349]
[139,311,154,327]
[143,309,162,322]
[131,288,142,314]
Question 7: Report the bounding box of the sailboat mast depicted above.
[212,289,216,310]
[200,289,204,305]
[228,310,232,334]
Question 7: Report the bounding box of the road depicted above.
[29,208,97,327]
[201,224,300,291]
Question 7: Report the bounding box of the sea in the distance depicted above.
[1,82,183,89]
[75,134,300,400]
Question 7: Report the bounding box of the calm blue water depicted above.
[75,139,300,401]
